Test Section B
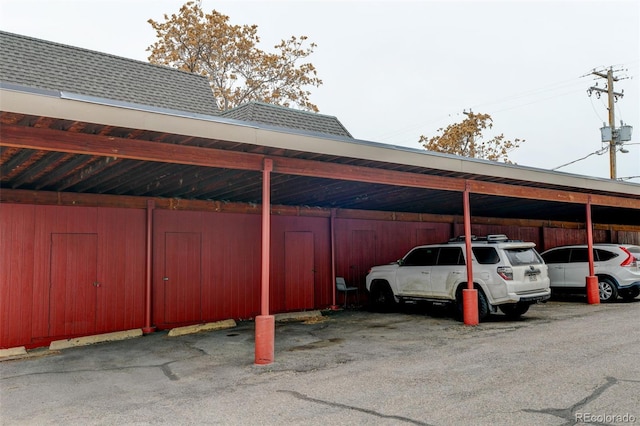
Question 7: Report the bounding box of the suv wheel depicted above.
[455,286,490,321]
[498,303,530,319]
[598,278,618,302]
[369,282,396,312]
[620,287,640,301]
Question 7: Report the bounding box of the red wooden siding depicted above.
[1,204,36,348]
[452,223,543,249]
[49,233,98,337]
[154,212,331,325]
[153,210,263,328]
[1,204,146,349]
[163,232,202,324]
[334,219,453,292]
[284,232,315,311]
[202,213,261,321]
[542,227,608,251]
[95,208,146,333]
[618,231,640,245]
[3,200,639,349]
[269,216,331,313]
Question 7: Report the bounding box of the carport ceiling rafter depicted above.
[1,120,640,226]
[3,124,639,207]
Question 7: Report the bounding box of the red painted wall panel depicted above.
[49,233,98,337]
[153,210,263,328]
[270,216,331,312]
[96,208,146,332]
[0,204,36,348]
[153,211,332,327]
[453,224,543,249]
[203,213,262,320]
[284,232,315,311]
[334,219,453,292]
[542,227,608,251]
[618,231,640,245]
[164,232,202,324]
[4,198,638,349]
[32,206,98,339]
[1,204,146,349]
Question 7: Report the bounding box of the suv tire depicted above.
[620,287,639,301]
[456,286,490,322]
[369,282,396,312]
[598,277,618,302]
[498,302,530,319]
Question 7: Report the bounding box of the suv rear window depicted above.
[473,247,500,264]
[570,248,589,263]
[595,249,617,262]
[437,247,464,265]
[504,248,543,266]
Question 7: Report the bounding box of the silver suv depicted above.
[540,244,640,302]
[365,235,551,320]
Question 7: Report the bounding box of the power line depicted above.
[553,143,640,174]
[380,62,638,148]
[377,77,588,144]
[551,146,609,171]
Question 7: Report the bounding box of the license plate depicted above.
[529,274,537,281]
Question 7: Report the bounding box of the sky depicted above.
[1,0,639,182]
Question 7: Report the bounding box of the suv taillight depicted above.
[620,247,636,267]
[497,266,513,280]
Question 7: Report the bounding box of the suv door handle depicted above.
[421,271,430,274]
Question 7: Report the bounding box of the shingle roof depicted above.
[0,31,219,116]
[221,101,353,138]
[0,31,353,138]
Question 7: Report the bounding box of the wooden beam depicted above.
[2,124,639,210]
[273,156,466,192]
[467,180,640,209]
[0,125,265,171]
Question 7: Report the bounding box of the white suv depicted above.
[540,244,640,302]
[365,235,551,320]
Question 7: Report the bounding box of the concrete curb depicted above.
[49,329,143,351]
[274,310,323,322]
[0,346,28,360]
[4,312,323,358]
[167,319,237,337]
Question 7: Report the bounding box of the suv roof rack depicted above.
[448,234,520,243]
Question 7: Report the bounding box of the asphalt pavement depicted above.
[1,297,639,425]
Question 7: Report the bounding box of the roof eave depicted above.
[1,85,638,197]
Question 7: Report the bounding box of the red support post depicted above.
[463,185,479,325]
[585,198,600,304]
[255,159,275,364]
[142,200,156,334]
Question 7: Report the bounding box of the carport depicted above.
[2,30,640,363]
[2,84,640,362]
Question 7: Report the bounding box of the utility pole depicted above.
[587,68,624,179]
